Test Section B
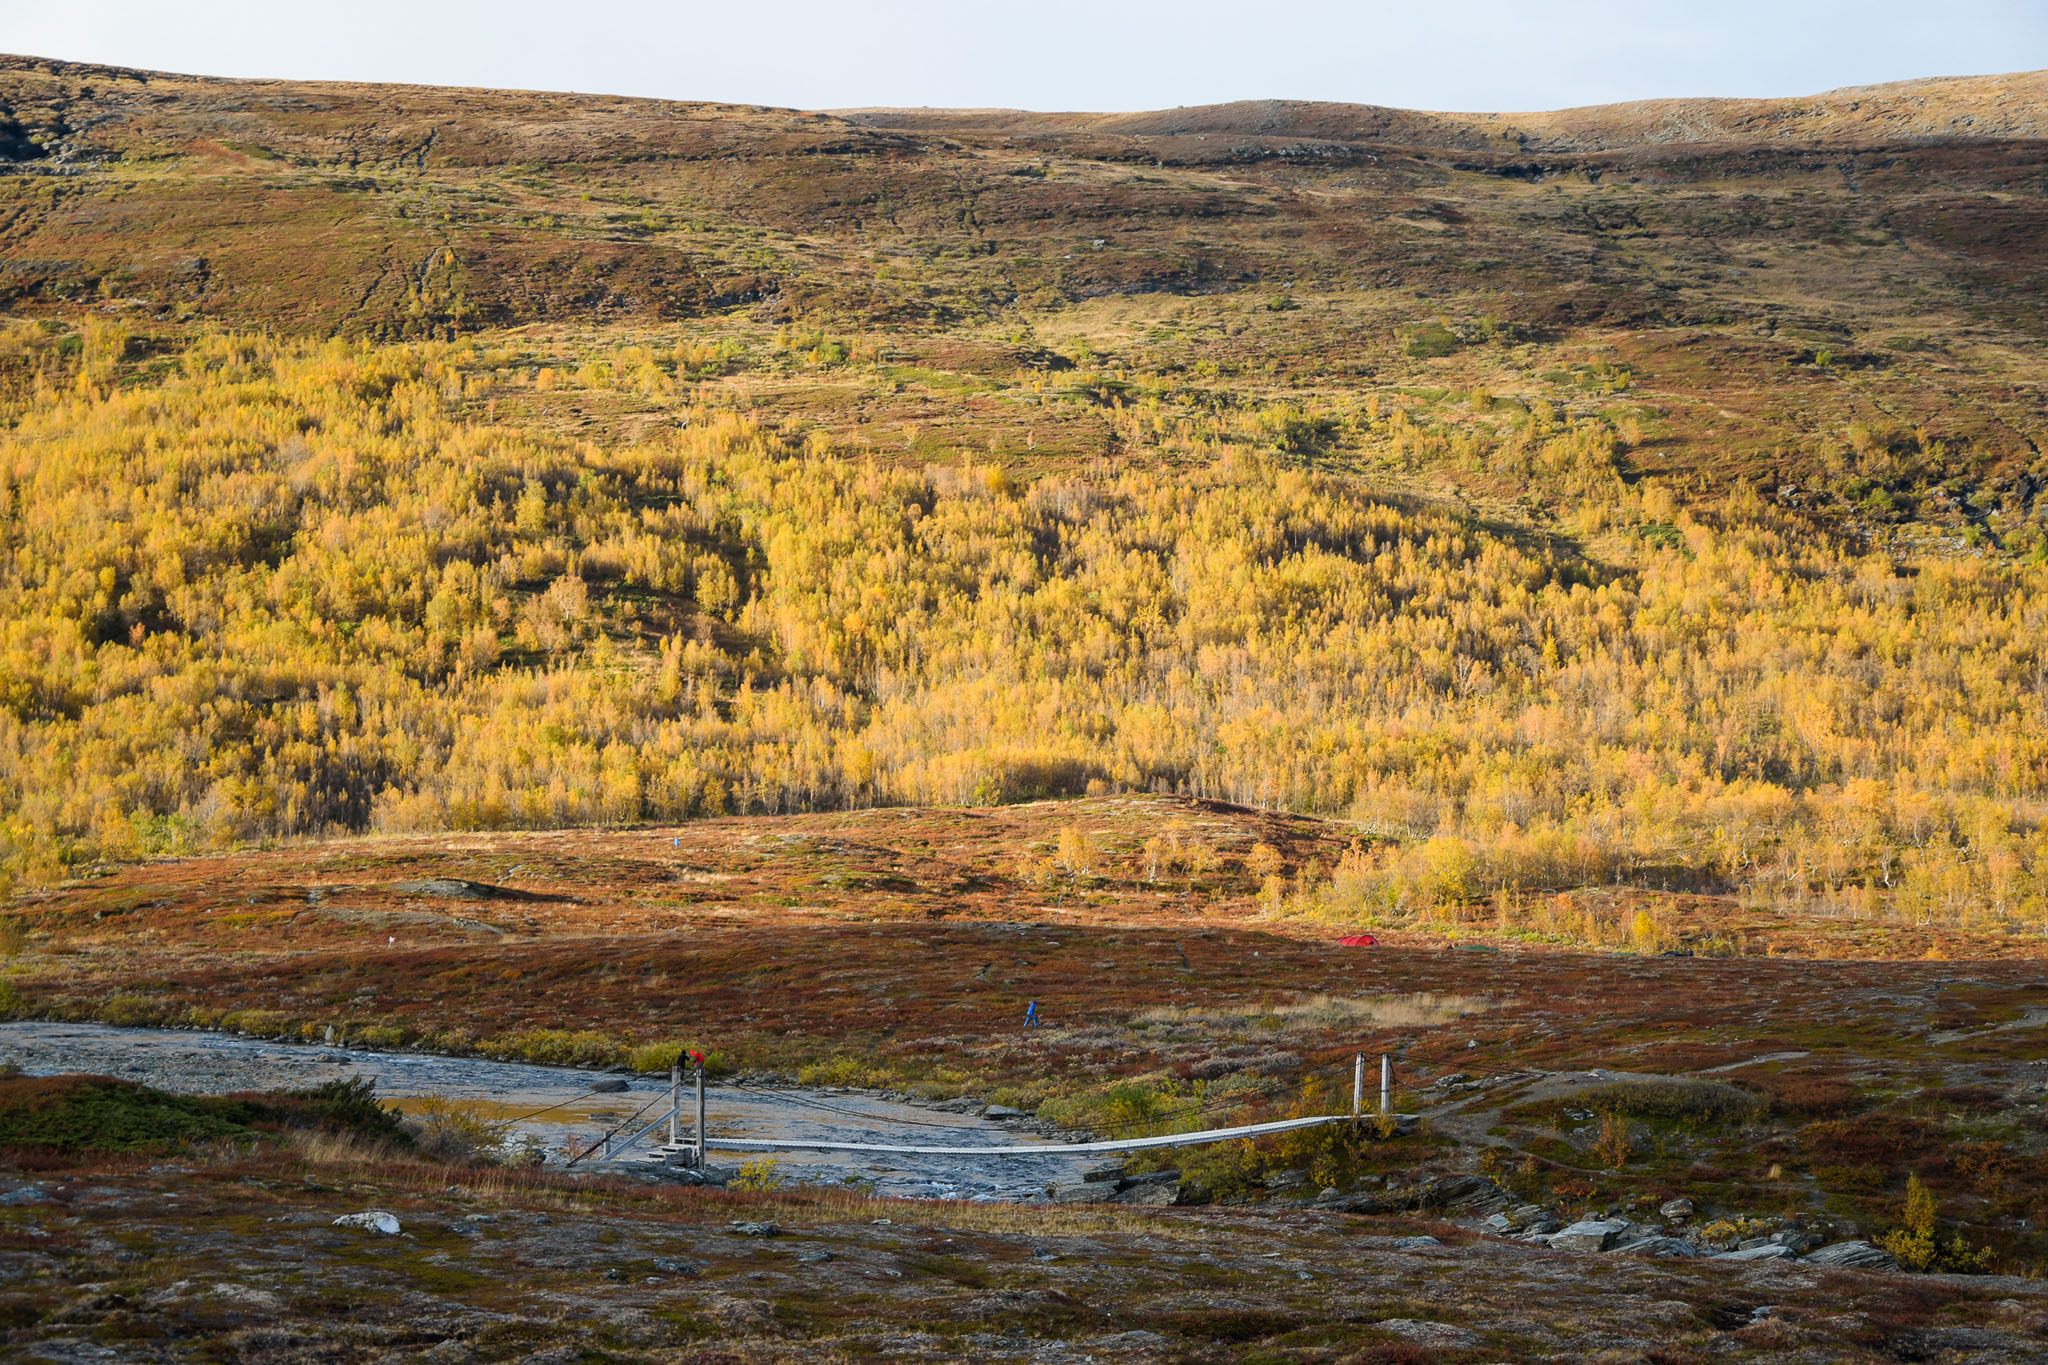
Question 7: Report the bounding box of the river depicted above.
[0,1021,1094,1200]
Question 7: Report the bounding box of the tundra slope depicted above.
[8,800,2048,1274]
[3,54,2048,1358]
[2,55,2046,485]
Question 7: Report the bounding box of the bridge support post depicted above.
[695,1059,706,1170]
[670,1061,681,1148]
[1353,1053,1364,1116]
[1380,1054,1391,1117]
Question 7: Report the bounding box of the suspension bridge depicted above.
[570,1053,1404,1169]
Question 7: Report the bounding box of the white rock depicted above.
[333,1210,401,1235]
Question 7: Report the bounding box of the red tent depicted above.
[1336,933,1378,947]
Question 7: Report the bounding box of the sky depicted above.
[3,1,2046,114]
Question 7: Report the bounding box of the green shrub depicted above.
[1038,1076,1188,1134]
[478,1028,623,1068]
[1877,1173,1994,1272]
[97,994,170,1028]
[794,1055,909,1089]
[221,1009,296,1038]
[351,1024,412,1050]
[0,1075,253,1153]
[266,1076,411,1147]
[1406,321,1461,358]
[299,1077,407,1138]
[985,1085,1047,1112]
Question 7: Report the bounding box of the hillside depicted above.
[5,50,2048,1352]
[4,55,2046,487]
[1,57,2046,922]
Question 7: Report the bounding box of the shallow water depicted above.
[0,1021,1089,1200]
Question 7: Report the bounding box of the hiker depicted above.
[1024,1000,1039,1029]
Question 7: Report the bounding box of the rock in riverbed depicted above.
[333,1211,401,1235]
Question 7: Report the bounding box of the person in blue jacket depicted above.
[1024,1000,1040,1029]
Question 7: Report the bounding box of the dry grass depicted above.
[395,1094,518,1163]
[287,1126,411,1171]
[1136,992,1490,1032]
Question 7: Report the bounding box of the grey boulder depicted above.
[1615,1236,1700,1258]
[1804,1240,1899,1270]
[1549,1219,1631,1253]
[1716,1243,1797,1262]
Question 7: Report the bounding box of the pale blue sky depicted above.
[3,1,2044,113]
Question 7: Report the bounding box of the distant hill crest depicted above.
[836,70,2048,151]
[2,52,2045,152]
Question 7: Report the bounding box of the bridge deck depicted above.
[649,1113,1363,1159]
